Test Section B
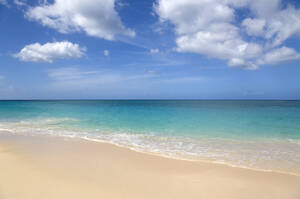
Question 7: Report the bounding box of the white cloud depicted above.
[25,0,135,40]
[14,41,85,63]
[13,0,26,6]
[228,58,258,70]
[155,0,300,69]
[175,23,263,60]
[104,50,109,56]
[242,18,266,37]
[0,75,4,81]
[258,46,300,65]
[155,0,234,35]
[264,6,300,48]
[150,49,160,54]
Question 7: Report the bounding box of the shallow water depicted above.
[0,100,300,174]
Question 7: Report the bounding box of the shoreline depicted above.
[80,134,300,177]
[1,132,300,199]
[2,130,300,177]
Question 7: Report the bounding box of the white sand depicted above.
[0,132,300,199]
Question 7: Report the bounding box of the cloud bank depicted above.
[14,41,85,63]
[155,0,300,69]
[25,0,135,40]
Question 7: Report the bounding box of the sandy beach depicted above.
[0,132,299,199]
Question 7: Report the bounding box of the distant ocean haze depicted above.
[0,100,300,175]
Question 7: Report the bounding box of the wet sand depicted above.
[0,132,300,199]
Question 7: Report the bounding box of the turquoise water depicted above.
[0,100,300,174]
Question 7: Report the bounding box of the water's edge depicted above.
[1,130,299,177]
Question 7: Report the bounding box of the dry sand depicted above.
[0,132,300,199]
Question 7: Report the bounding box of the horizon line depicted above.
[0,99,300,101]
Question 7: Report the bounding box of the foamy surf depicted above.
[1,117,300,176]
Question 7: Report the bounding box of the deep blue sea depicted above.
[0,100,300,174]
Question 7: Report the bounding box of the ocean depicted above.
[0,100,300,174]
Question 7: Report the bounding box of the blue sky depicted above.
[0,0,300,99]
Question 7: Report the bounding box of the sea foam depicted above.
[1,117,300,175]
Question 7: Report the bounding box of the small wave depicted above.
[1,118,300,175]
[19,117,80,125]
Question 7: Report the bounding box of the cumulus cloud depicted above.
[258,47,300,65]
[14,41,85,63]
[228,58,259,70]
[25,0,135,40]
[155,0,300,69]
[13,0,26,7]
[242,18,266,37]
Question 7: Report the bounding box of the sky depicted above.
[0,0,300,99]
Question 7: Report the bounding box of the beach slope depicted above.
[0,133,299,199]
